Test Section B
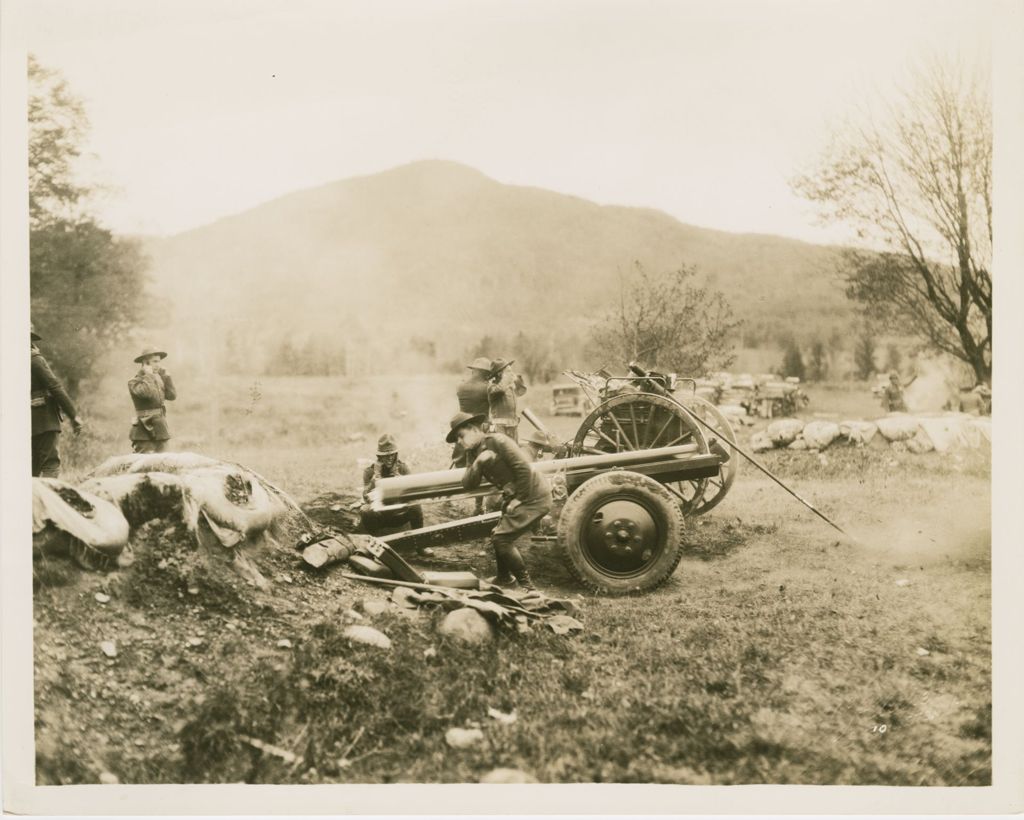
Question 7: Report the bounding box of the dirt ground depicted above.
[32,375,991,784]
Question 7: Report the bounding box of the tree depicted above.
[794,59,991,384]
[780,339,806,381]
[590,261,739,376]
[853,324,878,380]
[885,342,903,373]
[807,338,829,381]
[29,55,148,395]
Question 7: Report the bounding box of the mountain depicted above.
[144,160,850,371]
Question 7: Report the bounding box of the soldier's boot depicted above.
[502,547,534,590]
[487,544,517,587]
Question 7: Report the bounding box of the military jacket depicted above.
[882,384,906,412]
[456,377,490,417]
[129,368,176,441]
[462,432,549,503]
[31,348,77,435]
[487,371,526,425]
[363,459,411,497]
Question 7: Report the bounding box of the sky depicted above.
[22,0,993,242]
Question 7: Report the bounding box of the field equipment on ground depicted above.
[371,364,742,595]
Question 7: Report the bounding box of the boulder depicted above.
[766,418,805,446]
[750,432,774,453]
[839,420,878,446]
[438,608,495,645]
[342,625,392,650]
[445,727,484,749]
[802,421,840,450]
[875,415,921,442]
[905,428,935,454]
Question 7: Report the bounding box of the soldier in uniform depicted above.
[358,433,425,535]
[128,347,177,453]
[447,411,552,589]
[521,429,553,462]
[881,370,914,413]
[487,358,527,442]
[31,323,82,477]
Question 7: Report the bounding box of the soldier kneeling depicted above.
[359,434,424,535]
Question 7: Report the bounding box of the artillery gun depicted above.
[370,363,740,595]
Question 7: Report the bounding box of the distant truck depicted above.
[550,382,595,416]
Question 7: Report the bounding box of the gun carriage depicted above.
[370,364,739,595]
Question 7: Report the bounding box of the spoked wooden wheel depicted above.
[570,393,710,515]
[678,396,738,515]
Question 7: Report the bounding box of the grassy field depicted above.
[34,374,991,784]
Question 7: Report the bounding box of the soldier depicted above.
[520,429,552,462]
[487,357,527,442]
[446,411,552,589]
[358,434,425,536]
[881,370,915,413]
[451,357,493,467]
[30,323,82,477]
[128,347,177,453]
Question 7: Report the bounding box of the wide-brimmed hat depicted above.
[466,357,492,372]
[888,371,900,381]
[30,322,41,341]
[490,357,515,376]
[446,411,487,444]
[524,429,550,448]
[376,433,399,456]
[134,346,168,364]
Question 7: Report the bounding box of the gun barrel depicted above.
[371,443,719,508]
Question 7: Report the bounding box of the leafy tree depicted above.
[780,340,806,381]
[511,331,558,384]
[590,261,739,376]
[807,338,829,382]
[794,59,991,384]
[853,323,878,380]
[29,55,148,395]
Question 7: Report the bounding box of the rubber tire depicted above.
[557,470,685,595]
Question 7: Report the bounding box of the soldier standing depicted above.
[128,347,177,453]
[452,357,493,468]
[881,371,914,413]
[487,357,527,442]
[31,323,82,477]
[359,434,425,535]
[446,411,552,589]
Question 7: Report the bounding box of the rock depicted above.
[487,706,517,725]
[94,593,111,604]
[343,609,364,621]
[802,421,840,450]
[100,641,117,658]
[787,438,808,450]
[438,608,495,645]
[187,586,200,596]
[343,624,392,650]
[876,415,920,442]
[916,647,930,656]
[329,504,343,512]
[839,420,878,446]
[186,637,204,648]
[276,639,293,649]
[98,771,119,785]
[445,727,484,749]
[766,418,804,446]
[895,579,911,587]
[423,646,437,659]
[361,599,389,617]
[905,427,935,454]
[480,767,538,784]
[750,431,773,453]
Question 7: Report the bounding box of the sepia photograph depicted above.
[2,0,1022,814]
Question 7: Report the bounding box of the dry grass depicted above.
[35,374,990,784]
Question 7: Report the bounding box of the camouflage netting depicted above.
[37,453,312,588]
[33,478,131,571]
